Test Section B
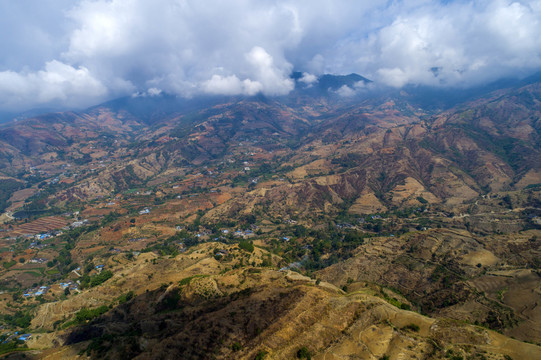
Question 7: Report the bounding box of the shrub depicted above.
[401,323,420,332]
[254,350,268,360]
[297,347,311,359]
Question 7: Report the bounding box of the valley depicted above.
[0,75,539,359]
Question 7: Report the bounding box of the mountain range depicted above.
[0,74,539,359]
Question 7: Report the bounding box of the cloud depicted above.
[244,47,294,95]
[0,61,107,110]
[1,0,541,111]
[299,72,318,86]
[333,80,369,97]
[202,75,262,96]
[63,0,301,98]
[345,1,541,87]
[201,47,293,96]
[132,87,163,98]
[335,85,356,97]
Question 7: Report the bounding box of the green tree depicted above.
[297,347,311,359]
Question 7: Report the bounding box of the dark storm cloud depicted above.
[0,0,540,111]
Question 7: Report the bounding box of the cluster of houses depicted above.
[27,258,48,264]
[17,333,31,342]
[70,219,89,228]
[234,229,255,237]
[23,280,81,299]
[335,223,355,229]
[28,241,48,250]
[2,332,32,343]
[23,286,49,297]
[59,281,79,292]
[219,229,255,238]
[27,231,61,246]
[35,233,53,240]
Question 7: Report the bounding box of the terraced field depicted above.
[11,216,68,236]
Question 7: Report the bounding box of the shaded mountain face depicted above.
[0,75,540,359]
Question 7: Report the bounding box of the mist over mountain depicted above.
[2,1,541,112]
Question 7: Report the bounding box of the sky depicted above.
[0,0,540,112]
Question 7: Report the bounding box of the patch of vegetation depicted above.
[231,342,242,352]
[80,270,113,289]
[238,240,255,252]
[117,291,135,304]
[331,153,364,169]
[380,290,411,310]
[0,310,32,329]
[401,323,420,332]
[178,274,208,286]
[2,260,16,269]
[101,211,121,226]
[296,346,311,359]
[254,350,268,359]
[0,341,29,356]
[75,306,109,323]
[156,288,181,313]
[0,178,23,213]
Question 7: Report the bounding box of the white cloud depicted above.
[63,1,300,98]
[1,0,541,111]
[132,87,163,98]
[203,75,243,95]
[0,60,107,110]
[335,85,356,97]
[347,1,541,87]
[245,47,294,95]
[201,46,293,96]
[299,72,317,85]
[147,88,162,97]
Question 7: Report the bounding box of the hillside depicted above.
[21,244,541,360]
[0,76,539,359]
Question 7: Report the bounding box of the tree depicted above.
[254,350,268,360]
[238,241,254,253]
[297,347,311,359]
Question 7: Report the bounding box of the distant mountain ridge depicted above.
[0,74,539,209]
